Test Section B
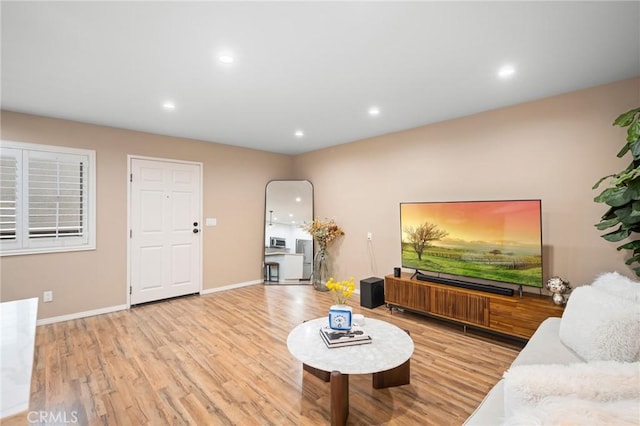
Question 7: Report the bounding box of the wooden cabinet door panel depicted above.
[430,287,489,326]
[385,277,429,311]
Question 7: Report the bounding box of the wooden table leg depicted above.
[373,329,411,389]
[303,363,331,382]
[330,371,349,426]
[372,359,410,389]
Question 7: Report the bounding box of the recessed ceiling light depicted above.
[162,102,175,110]
[295,197,301,202]
[498,65,516,79]
[369,107,380,116]
[295,130,304,137]
[219,55,234,64]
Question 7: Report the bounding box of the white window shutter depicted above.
[0,147,21,248]
[0,141,95,255]
[26,152,87,241]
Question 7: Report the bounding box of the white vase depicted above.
[328,304,353,330]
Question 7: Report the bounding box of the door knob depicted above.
[193,228,200,234]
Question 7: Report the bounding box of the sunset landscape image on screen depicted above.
[400,200,543,287]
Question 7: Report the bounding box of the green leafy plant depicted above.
[593,107,640,277]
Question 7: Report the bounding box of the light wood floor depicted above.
[5,284,523,425]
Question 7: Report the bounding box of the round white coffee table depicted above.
[287,317,414,425]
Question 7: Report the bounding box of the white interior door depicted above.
[130,158,201,305]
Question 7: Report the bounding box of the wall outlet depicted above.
[367,232,372,240]
[43,291,53,303]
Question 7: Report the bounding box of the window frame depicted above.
[0,140,96,256]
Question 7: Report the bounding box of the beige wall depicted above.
[0,111,293,319]
[294,78,640,290]
[2,78,638,319]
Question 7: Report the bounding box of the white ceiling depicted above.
[2,1,639,155]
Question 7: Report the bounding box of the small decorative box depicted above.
[328,305,353,330]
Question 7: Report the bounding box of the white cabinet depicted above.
[264,253,304,280]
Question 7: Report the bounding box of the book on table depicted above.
[319,325,372,348]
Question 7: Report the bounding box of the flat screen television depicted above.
[400,200,543,288]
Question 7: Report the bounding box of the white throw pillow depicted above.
[591,271,640,303]
[559,285,640,362]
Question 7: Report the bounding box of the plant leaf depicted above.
[617,240,640,251]
[627,119,640,143]
[600,207,617,221]
[612,166,639,183]
[608,187,633,207]
[627,178,640,202]
[594,187,617,203]
[628,178,640,200]
[613,108,640,127]
[595,186,632,207]
[595,216,620,230]
[615,178,640,201]
[630,140,640,159]
[615,205,640,226]
[593,174,616,189]
[602,226,631,242]
[617,143,630,158]
[625,253,640,265]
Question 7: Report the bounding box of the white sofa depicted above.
[464,272,640,425]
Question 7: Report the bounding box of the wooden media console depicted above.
[384,273,564,340]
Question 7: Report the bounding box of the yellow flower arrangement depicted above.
[326,277,355,305]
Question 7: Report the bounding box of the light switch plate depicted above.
[206,218,217,227]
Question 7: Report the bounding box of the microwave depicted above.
[270,237,286,248]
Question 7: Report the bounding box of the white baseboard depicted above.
[36,304,128,326]
[200,279,262,295]
[35,279,306,325]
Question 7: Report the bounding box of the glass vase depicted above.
[312,246,330,291]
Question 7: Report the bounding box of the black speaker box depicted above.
[360,277,385,309]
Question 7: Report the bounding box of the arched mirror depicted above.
[264,180,313,284]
